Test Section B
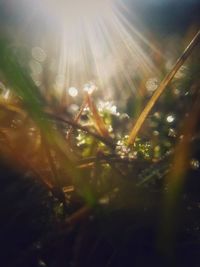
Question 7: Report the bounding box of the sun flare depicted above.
[14,0,157,99]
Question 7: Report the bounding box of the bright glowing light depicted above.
[46,0,156,96]
[17,0,158,97]
[166,115,175,123]
[98,101,119,116]
[3,90,10,100]
[190,159,199,170]
[68,87,78,97]
[168,128,177,138]
[83,82,97,95]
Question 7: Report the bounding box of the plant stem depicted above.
[47,114,115,150]
[66,95,88,141]
[86,93,110,138]
[128,30,200,145]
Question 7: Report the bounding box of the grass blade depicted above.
[128,30,200,144]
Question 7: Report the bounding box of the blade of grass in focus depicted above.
[128,30,200,145]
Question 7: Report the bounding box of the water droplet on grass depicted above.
[190,159,199,170]
[166,114,175,123]
[68,87,78,97]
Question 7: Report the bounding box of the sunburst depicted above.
[9,0,159,100]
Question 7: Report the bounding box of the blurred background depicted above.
[0,1,200,267]
[0,0,199,107]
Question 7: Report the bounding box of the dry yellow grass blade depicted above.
[128,30,200,145]
[0,100,27,117]
[66,96,88,141]
[87,94,110,138]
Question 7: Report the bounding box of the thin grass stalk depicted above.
[86,93,111,138]
[66,95,88,140]
[48,114,115,150]
[128,30,200,145]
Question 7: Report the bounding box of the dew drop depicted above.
[168,128,177,138]
[38,259,47,267]
[174,88,180,96]
[153,112,161,119]
[83,82,97,94]
[68,87,78,97]
[166,114,175,123]
[190,159,199,170]
[99,196,110,205]
[153,130,159,136]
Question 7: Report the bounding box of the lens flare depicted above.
[68,87,78,97]
[12,0,159,100]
